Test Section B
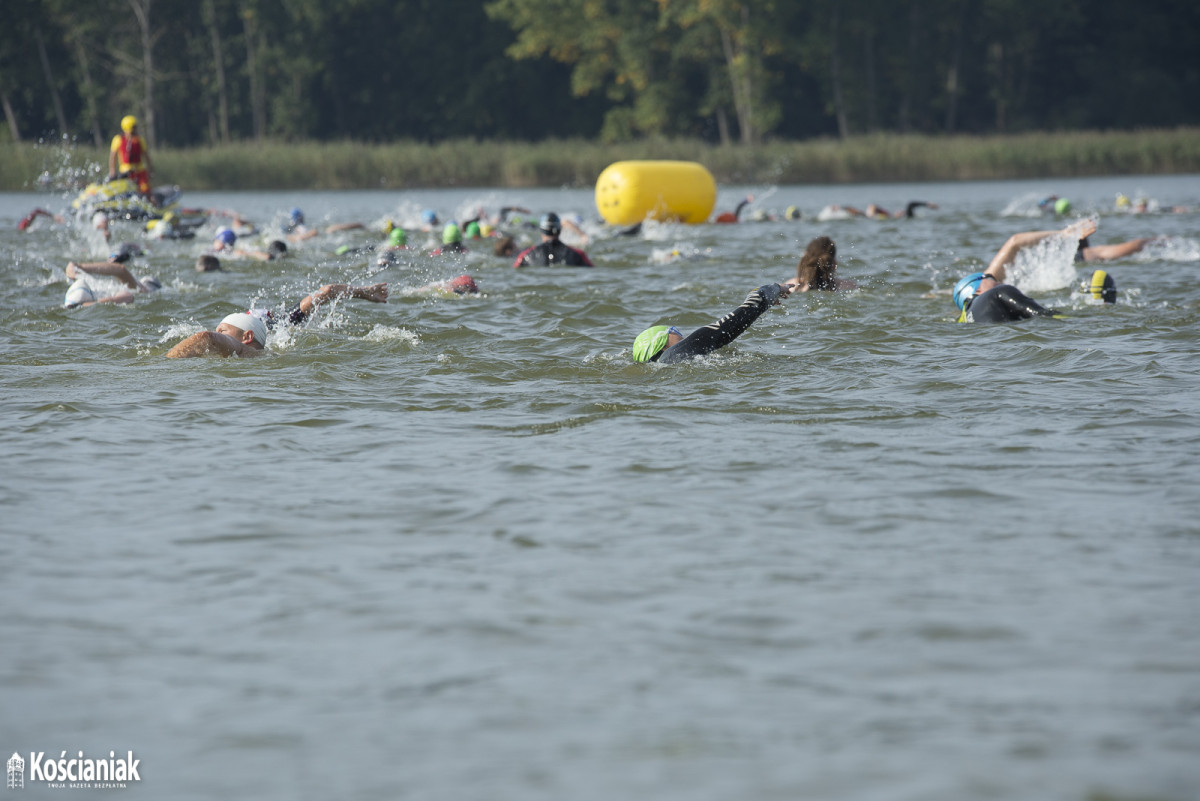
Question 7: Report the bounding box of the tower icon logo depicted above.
[6,752,23,790]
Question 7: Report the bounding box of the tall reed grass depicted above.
[4,128,1198,191]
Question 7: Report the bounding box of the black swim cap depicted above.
[539,212,562,236]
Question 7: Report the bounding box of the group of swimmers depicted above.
[40,185,1175,362]
[630,216,1154,363]
[712,194,939,223]
[50,202,598,357]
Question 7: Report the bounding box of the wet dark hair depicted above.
[796,236,838,290]
[195,254,222,272]
[268,240,288,258]
[494,236,516,257]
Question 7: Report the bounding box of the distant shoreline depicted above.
[5,127,1198,192]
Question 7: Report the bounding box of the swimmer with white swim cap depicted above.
[63,280,100,308]
[62,253,162,307]
[165,282,389,358]
[165,310,269,358]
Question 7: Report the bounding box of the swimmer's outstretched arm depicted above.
[902,201,938,218]
[66,260,141,290]
[325,222,365,233]
[1080,238,1153,262]
[660,282,792,363]
[985,219,1098,281]
[233,247,273,262]
[165,331,259,359]
[74,291,135,308]
[290,283,388,324]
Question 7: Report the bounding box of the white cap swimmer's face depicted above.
[217,312,267,348]
[64,280,96,308]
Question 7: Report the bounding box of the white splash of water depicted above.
[1007,229,1083,293]
[360,325,419,345]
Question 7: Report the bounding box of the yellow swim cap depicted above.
[121,115,138,133]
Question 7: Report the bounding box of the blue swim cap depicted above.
[216,227,237,246]
[290,208,304,223]
[422,209,438,225]
[953,272,985,311]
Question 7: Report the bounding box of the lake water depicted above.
[2,173,1199,800]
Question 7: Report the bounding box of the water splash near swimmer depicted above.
[159,320,205,345]
[359,325,419,346]
[1007,217,1097,293]
[1133,236,1200,263]
[31,133,99,195]
[1001,193,1052,218]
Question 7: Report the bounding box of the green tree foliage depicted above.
[1,0,1196,147]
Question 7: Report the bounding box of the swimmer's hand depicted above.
[1064,218,1098,240]
[354,283,388,303]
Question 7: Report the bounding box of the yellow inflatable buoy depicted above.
[594,160,716,225]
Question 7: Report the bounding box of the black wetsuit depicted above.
[513,239,592,267]
[966,284,1059,323]
[656,284,785,363]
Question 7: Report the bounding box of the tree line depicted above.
[3,0,1197,150]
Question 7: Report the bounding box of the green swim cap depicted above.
[1054,197,1072,215]
[632,325,671,363]
[465,221,480,238]
[389,227,407,246]
[442,223,461,244]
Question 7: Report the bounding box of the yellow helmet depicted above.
[121,115,138,133]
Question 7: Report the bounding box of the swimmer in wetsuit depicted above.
[431,223,469,256]
[714,195,754,223]
[953,272,1061,323]
[512,213,592,267]
[632,280,796,363]
[951,219,1101,323]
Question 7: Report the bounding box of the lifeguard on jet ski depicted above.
[72,113,204,225]
[71,176,186,222]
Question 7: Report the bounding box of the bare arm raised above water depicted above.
[985,219,1097,282]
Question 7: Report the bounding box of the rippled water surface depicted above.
[3,174,1199,800]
